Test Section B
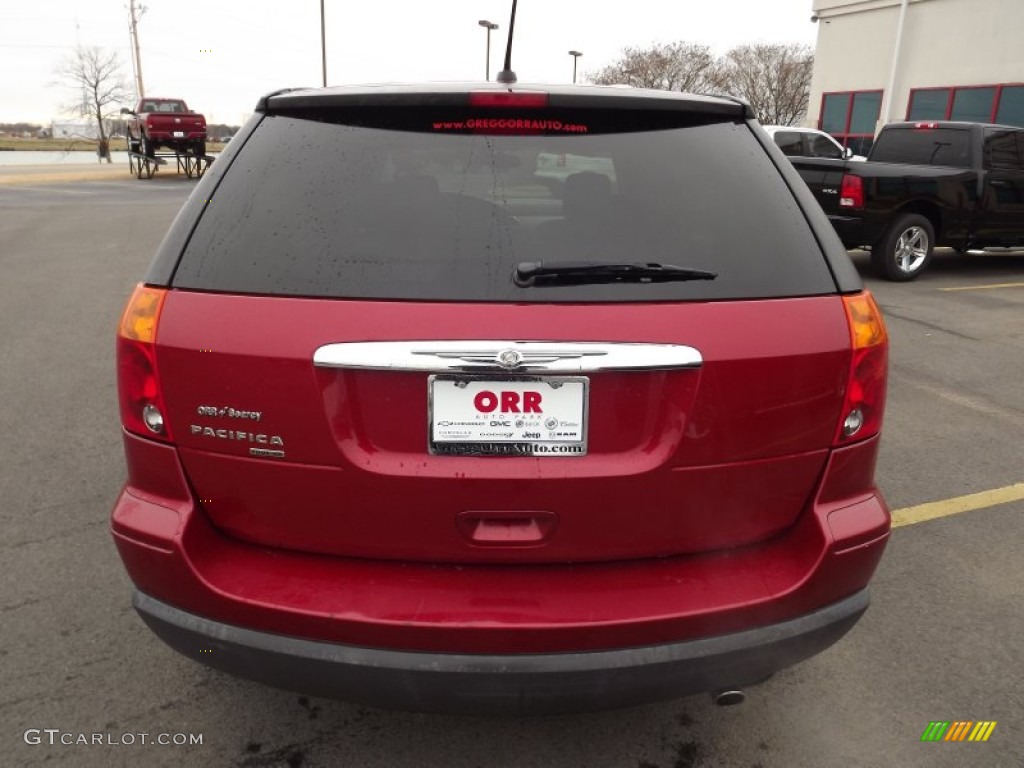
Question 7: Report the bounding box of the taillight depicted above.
[835,292,887,445]
[117,284,171,442]
[468,91,548,107]
[839,174,863,209]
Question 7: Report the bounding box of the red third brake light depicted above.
[839,174,864,209]
[835,292,888,445]
[469,91,549,108]
[117,284,171,442]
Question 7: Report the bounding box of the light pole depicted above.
[568,50,583,84]
[320,0,327,87]
[478,20,498,81]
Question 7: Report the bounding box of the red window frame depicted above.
[906,83,1024,123]
[818,89,883,151]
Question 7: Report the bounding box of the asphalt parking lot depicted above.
[2,176,1022,768]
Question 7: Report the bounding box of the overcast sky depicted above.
[0,1,818,126]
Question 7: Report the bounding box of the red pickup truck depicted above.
[122,98,207,158]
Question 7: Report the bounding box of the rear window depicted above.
[144,100,186,113]
[869,127,971,167]
[172,108,835,301]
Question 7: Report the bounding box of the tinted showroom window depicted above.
[951,88,996,123]
[907,90,949,121]
[173,111,834,301]
[819,91,881,157]
[849,92,882,135]
[996,86,1024,127]
[907,85,1024,128]
[821,94,848,135]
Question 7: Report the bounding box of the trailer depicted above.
[127,141,213,180]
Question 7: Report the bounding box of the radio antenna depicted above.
[495,0,518,84]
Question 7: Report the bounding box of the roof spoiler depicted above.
[707,94,756,120]
[254,87,308,114]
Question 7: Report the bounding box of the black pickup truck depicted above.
[789,121,1024,280]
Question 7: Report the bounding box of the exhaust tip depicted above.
[713,689,745,707]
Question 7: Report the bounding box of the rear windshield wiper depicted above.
[513,261,718,287]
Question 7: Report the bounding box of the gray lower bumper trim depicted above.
[134,589,869,714]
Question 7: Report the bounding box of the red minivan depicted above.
[112,83,890,714]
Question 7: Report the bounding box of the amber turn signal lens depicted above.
[119,284,166,343]
[842,291,887,349]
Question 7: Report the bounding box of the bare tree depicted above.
[56,46,130,162]
[718,44,814,126]
[588,41,813,125]
[589,42,721,94]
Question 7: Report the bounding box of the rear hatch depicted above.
[154,87,853,564]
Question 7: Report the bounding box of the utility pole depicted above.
[75,20,89,116]
[128,0,146,98]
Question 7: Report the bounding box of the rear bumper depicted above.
[134,588,869,714]
[146,131,205,141]
[828,214,885,249]
[112,431,890,709]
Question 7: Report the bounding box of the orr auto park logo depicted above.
[920,720,997,743]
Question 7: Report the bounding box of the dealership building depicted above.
[807,0,1024,154]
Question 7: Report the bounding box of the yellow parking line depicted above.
[891,483,1024,528]
[939,282,1024,292]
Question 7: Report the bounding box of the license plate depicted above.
[429,376,588,456]
[172,131,185,138]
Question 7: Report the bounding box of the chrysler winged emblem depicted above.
[496,349,524,369]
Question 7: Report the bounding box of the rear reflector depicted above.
[839,174,863,209]
[117,284,172,442]
[469,91,549,108]
[835,292,888,445]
